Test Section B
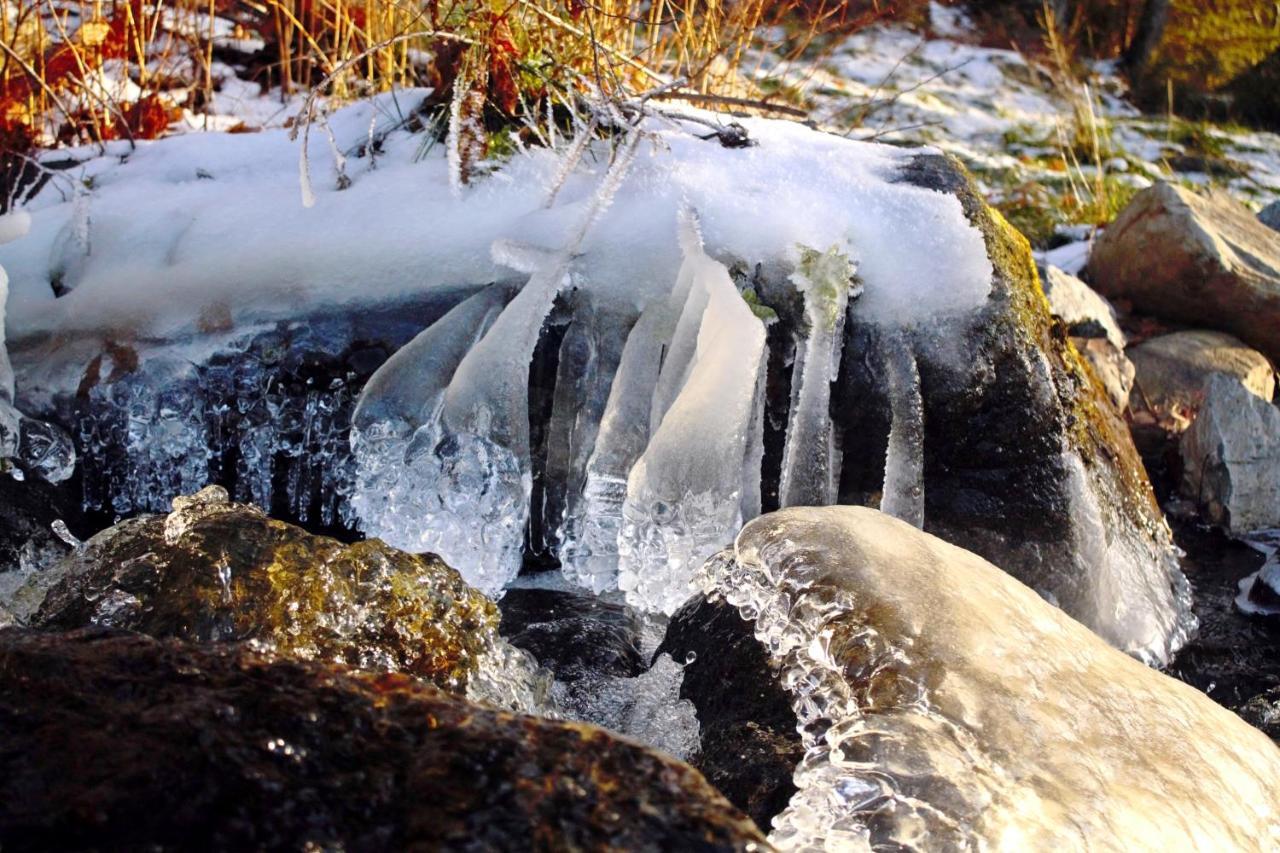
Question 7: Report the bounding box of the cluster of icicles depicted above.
[349,199,925,614]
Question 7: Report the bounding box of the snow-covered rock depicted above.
[1130,330,1275,430]
[2,101,1191,661]
[705,505,1280,851]
[1180,372,1280,534]
[1088,183,1280,362]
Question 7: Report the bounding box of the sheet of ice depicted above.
[617,215,768,614]
[704,506,1280,851]
[879,333,925,527]
[779,245,857,508]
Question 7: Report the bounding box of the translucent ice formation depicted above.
[879,333,925,527]
[705,506,1280,851]
[779,245,858,508]
[350,134,641,595]
[617,215,768,614]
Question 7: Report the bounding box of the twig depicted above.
[649,90,807,118]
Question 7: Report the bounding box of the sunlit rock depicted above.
[704,506,1280,850]
[0,628,765,850]
[31,486,536,703]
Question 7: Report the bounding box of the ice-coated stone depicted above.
[706,506,1280,851]
[32,486,550,711]
[879,333,924,527]
[1180,373,1280,534]
[617,216,769,614]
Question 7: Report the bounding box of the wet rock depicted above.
[656,592,804,831]
[1087,183,1280,363]
[1179,373,1280,534]
[1073,336,1135,410]
[1239,688,1280,741]
[1260,199,1280,232]
[498,587,646,683]
[33,486,500,692]
[1237,560,1280,617]
[0,474,78,624]
[1039,263,1126,349]
[0,628,766,851]
[1129,330,1275,431]
[710,506,1280,849]
[882,154,1190,664]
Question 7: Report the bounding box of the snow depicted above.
[2,94,993,349]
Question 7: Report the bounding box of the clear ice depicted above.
[350,133,640,595]
[879,333,925,528]
[617,214,768,614]
[778,245,857,508]
[704,507,1280,851]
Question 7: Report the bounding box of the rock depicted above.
[0,628,766,851]
[1180,373,1280,534]
[1129,330,1275,430]
[1073,336,1135,410]
[1260,200,1280,232]
[869,155,1191,665]
[1087,183,1280,363]
[656,592,804,831]
[1237,559,1280,617]
[498,587,646,683]
[705,506,1280,850]
[1240,688,1280,741]
[1039,263,1126,349]
[0,474,78,624]
[32,486,502,694]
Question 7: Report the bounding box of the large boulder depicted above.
[1087,183,1280,363]
[1180,373,1280,534]
[703,506,1280,850]
[29,486,509,696]
[1129,330,1275,430]
[0,628,765,851]
[1260,200,1280,232]
[848,155,1193,665]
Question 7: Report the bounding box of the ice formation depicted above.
[554,652,701,761]
[348,133,640,595]
[616,216,769,614]
[879,333,925,527]
[704,507,1280,851]
[0,212,75,484]
[779,245,858,508]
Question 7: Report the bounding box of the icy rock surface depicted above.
[31,485,552,713]
[704,506,1280,851]
[616,217,768,614]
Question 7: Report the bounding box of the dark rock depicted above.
[883,154,1188,662]
[1261,200,1280,232]
[0,628,766,852]
[1239,688,1280,741]
[0,473,81,624]
[34,486,500,692]
[656,592,804,831]
[1225,50,1280,132]
[498,587,645,683]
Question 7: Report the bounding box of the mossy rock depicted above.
[34,486,499,692]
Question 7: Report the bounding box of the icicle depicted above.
[352,131,642,596]
[880,333,924,528]
[779,244,857,508]
[617,211,768,614]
